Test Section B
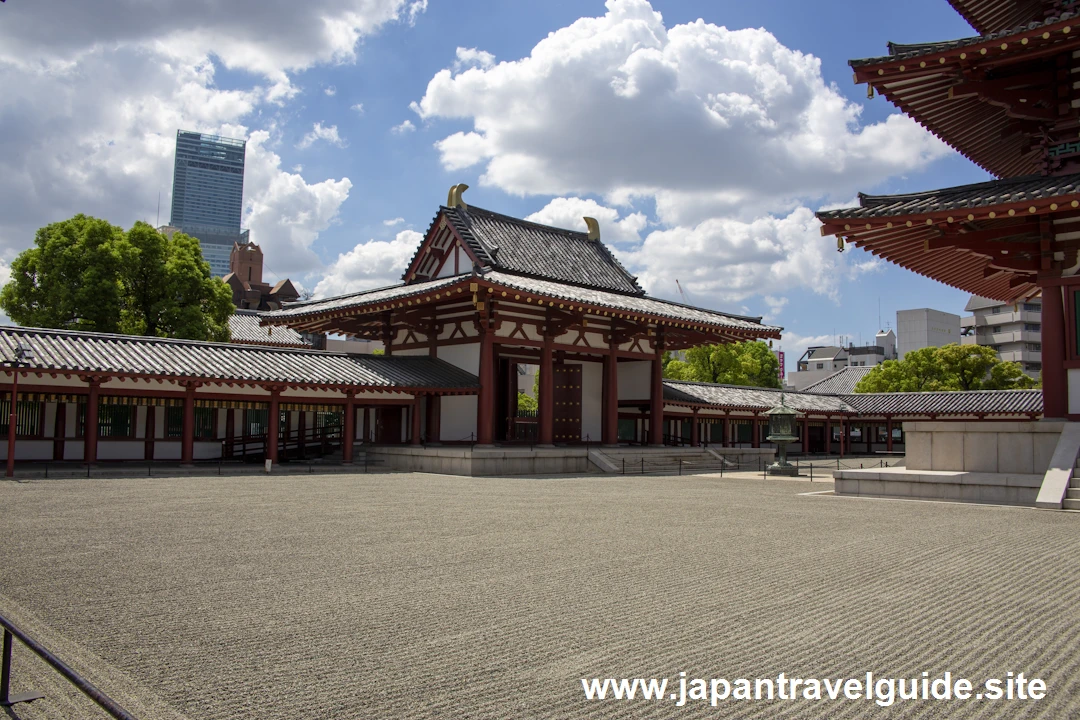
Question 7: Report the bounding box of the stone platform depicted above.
[367,445,591,476]
[834,421,1080,507]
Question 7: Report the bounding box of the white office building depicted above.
[896,308,961,359]
[960,295,1042,379]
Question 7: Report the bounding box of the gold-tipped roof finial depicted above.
[447,183,469,209]
[583,216,600,241]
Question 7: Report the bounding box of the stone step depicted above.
[1067,488,1080,500]
[1064,498,1080,511]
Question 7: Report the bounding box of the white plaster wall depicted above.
[438,342,480,374]
[618,361,651,401]
[570,361,602,442]
[440,396,477,442]
[1069,368,1080,415]
[194,441,221,460]
[394,348,430,357]
[65,440,84,461]
[135,406,147,439]
[0,440,52,460]
[98,441,144,461]
[43,403,57,438]
[155,441,181,461]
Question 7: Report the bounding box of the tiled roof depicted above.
[263,269,781,338]
[229,310,310,347]
[843,389,1042,416]
[262,274,465,322]
[851,12,1076,67]
[482,270,779,336]
[438,205,644,295]
[660,378,1043,418]
[802,366,875,395]
[947,0,1048,35]
[847,13,1080,179]
[807,346,844,360]
[663,381,855,414]
[0,326,479,391]
[817,174,1080,220]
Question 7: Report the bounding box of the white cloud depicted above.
[433,132,492,171]
[243,131,353,273]
[297,122,347,149]
[0,0,422,279]
[292,164,303,173]
[0,0,424,100]
[406,0,428,27]
[324,85,337,96]
[412,0,950,224]
[383,217,405,226]
[351,103,365,115]
[314,230,423,298]
[525,197,645,245]
[454,47,496,71]
[391,119,416,134]
[624,206,845,305]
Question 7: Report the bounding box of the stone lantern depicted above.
[765,394,801,477]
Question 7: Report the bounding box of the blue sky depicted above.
[0,0,991,368]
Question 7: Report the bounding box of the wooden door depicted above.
[377,407,402,444]
[552,364,582,443]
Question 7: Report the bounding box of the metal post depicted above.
[6,370,18,478]
[678,458,682,476]
[1,628,11,704]
[622,458,625,475]
[1,627,44,707]
[641,458,644,475]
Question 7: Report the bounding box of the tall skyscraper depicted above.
[169,130,248,277]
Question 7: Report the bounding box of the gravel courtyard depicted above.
[1,472,1079,719]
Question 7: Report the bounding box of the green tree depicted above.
[1,214,126,332]
[854,347,945,393]
[1,216,233,341]
[855,343,1038,393]
[662,341,781,388]
[516,392,537,414]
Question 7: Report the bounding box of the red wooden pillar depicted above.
[144,404,156,461]
[181,384,196,466]
[411,396,422,446]
[825,418,832,455]
[539,335,554,446]
[53,402,67,461]
[361,406,369,445]
[342,396,355,464]
[690,409,700,447]
[268,391,280,464]
[801,416,809,454]
[426,394,441,445]
[723,415,731,447]
[886,417,894,452]
[752,415,761,449]
[297,410,307,456]
[84,380,100,466]
[1041,283,1067,419]
[476,328,496,445]
[649,347,664,446]
[840,417,847,458]
[602,350,619,446]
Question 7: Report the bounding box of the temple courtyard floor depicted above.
[1,472,1078,719]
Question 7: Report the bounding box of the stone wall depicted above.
[904,421,1063,474]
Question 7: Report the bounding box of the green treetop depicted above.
[854,343,1038,393]
[662,341,781,388]
[1,215,234,341]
